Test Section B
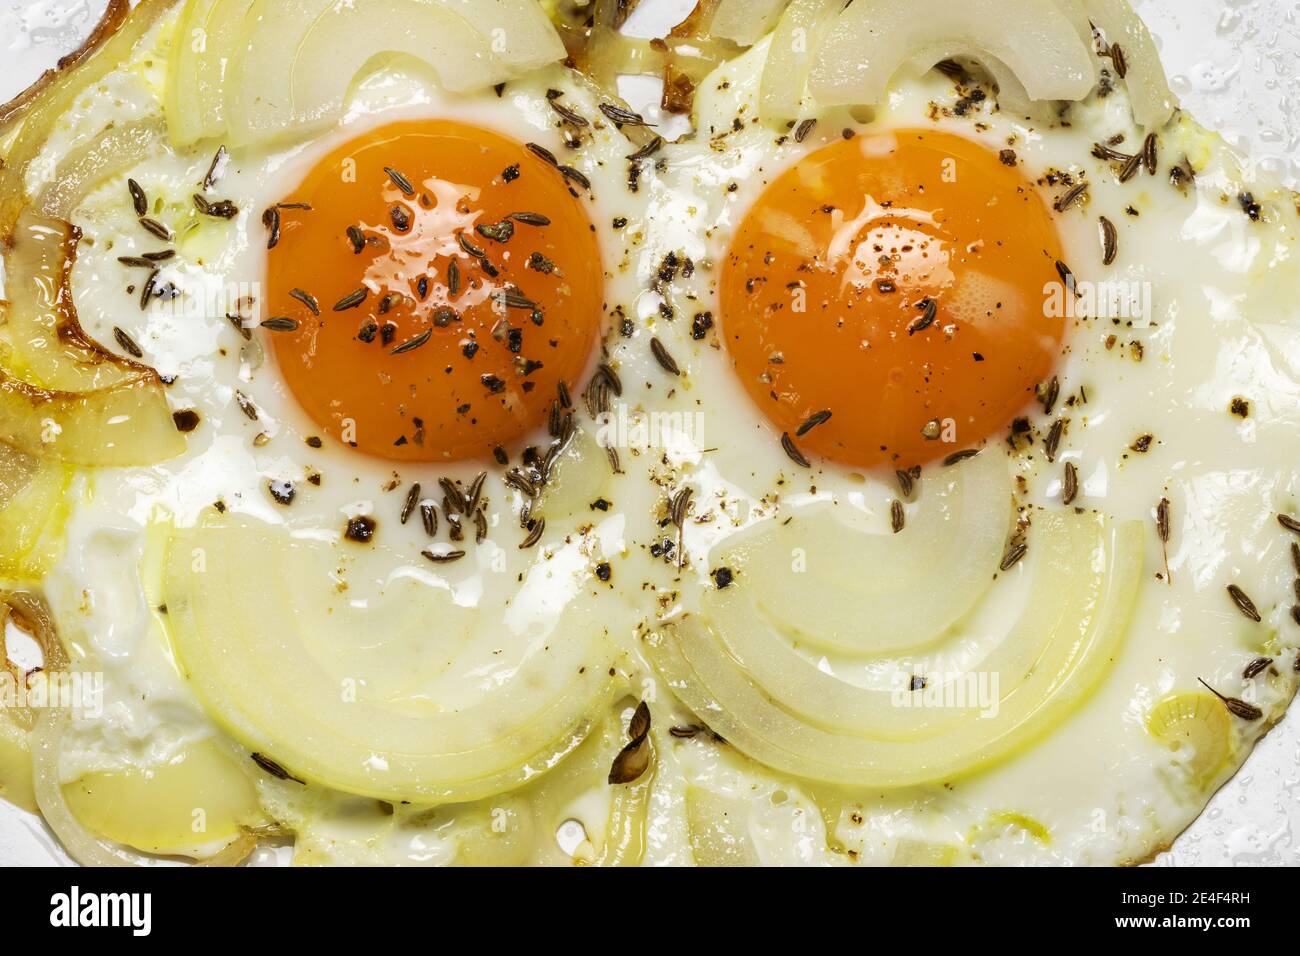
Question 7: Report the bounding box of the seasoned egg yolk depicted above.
[721,129,1067,469]
[267,120,602,461]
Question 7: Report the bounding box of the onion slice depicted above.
[162,512,618,802]
[0,213,182,466]
[1084,0,1178,128]
[686,787,762,866]
[0,0,177,239]
[221,0,564,146]
[708,0,791,47]
[651,511,1143,787]
[31,711,168,866]
[34,119,165,223]
[724,450,1011,657]
[1,592,70,731]
[758,0,842,121]
[808,0,1095,111]
[0,444,41,509]
[0,448,71,579]
[589,741,655,867]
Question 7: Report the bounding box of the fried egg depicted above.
[0,0,1297,868]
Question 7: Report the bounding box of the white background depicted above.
[0,0,1297,866]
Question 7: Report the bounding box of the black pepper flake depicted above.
[268,479,295,506]
[172,409,201,432]
[476,220,515,243]
[712,567,734,589]
[482,374,506,394]
[501,163,521,182]
[691,311,714,340]
[344,515,377,543]
[389,204,411,232]
[528,251,556,274]
[595,561,612,582]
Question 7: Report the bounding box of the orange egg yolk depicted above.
[267,119,603,461]
[721,129,1067,470]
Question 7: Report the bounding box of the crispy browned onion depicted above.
[0,0,178,240]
